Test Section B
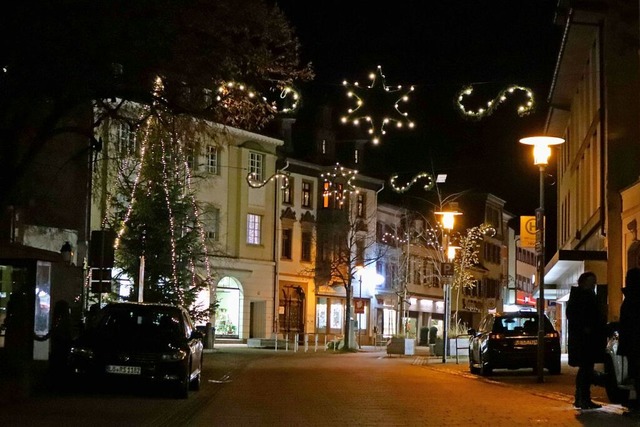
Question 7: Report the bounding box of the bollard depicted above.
[205,322,214,349]
[315,334,319,352]
[285,333,289,351]
[294,333,299,352]
[304,333,309,352]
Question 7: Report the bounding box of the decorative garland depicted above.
[456,84,534,120]
[216,81,300,114]
[246,171,291,190]
[389,172,435,193]
[341,65,415,145]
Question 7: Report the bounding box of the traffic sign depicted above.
[441,262,454,277]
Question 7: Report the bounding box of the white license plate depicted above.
[514,339,537,346]
[106,365,141,375]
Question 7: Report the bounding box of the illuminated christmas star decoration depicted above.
[389,172,435,193]
[320,163,358,207]
[456,84,535,120]
[341,65,415,145]
[246,171,291,189]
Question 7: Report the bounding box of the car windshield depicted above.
[492,314,555,336]
[97,305,184,339]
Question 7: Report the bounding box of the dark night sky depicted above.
[275,0,564,219]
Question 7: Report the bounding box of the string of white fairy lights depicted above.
[320,163,359,207]
[112,76,214,293]
[216,81,300,114]
[341,65,415,145]
[246,171,291,189]
[456,84,535,120]
[389,172,435,193]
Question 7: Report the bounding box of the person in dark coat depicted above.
[618,267,640,413]
[566,271,606,409]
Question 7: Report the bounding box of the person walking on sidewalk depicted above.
[566,271,606,410]
[618,267,640,415]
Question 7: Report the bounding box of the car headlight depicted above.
[70,346,94,359]
[161,349,187,361]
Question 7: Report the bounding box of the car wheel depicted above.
[479,352,492,376]
[189,356,202,391]
[190,371,201,391]
[469,352,480,374]
[547,360,561,375]
[174,368,190,399]
[604,358,630,405]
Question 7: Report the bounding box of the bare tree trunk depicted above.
[344,282,352,349]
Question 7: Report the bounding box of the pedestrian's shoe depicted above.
[575,401,602,410]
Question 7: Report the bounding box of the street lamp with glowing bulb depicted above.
[434,208,461,363]
[519,135,564,383]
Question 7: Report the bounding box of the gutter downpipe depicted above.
[273,161,289,335]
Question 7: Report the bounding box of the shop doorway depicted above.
[215,277,243,339]
[279,285,305,337]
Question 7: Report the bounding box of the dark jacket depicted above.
[618,282,640,360]
[566,285,606,367]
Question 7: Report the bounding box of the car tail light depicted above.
[545,331,559,338]
[489,333,504,340]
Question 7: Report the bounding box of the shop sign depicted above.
[462,298,482,312]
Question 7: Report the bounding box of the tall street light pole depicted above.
[435,208,461,363]
[519,136,565,383]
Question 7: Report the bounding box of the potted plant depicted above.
[386,335,415,355]
[447,321,470,357]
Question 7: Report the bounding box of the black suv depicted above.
[468,311,561,376]
[68,302,204,398]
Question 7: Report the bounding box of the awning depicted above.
[533,283,562,300]
[544,250,607,284]
[536,250,608,301]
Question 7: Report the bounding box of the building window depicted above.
[356,238,365,267]
[281,228,292,259]
[206,145,219,174]
[301,231,312,262]
[249,152,264,181]
[322,181,345,210]
[203,207,220,241]
[302,181,313,208]
[186,147,196,171]
[357,193,366,218]
[247,214,262,245]
[322,182,330,208]
[116,122,136,156]
[282,180,293,205]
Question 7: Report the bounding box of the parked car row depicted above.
[67,302,204,398]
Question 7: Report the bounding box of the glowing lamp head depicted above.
[447,245,460,262]
[435,210,462,231]
[519,136,565,166]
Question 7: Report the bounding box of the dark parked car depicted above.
[601,322,634,404]
[68,302,204,398]
[468,310,561,376]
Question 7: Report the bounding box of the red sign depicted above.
[354,299,365,314]
[516,290,536,307]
